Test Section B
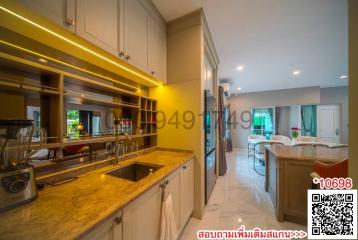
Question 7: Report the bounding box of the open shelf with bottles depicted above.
[139,97,158,134]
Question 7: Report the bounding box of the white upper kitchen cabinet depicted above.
[18,0,167,84]
[76,0,119,55]
[149,17,167,83]
[122,0,150,73]
[18,0,76,32]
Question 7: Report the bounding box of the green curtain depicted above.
[267,108,274,127]
[251,108,260,135]
[301,105,317,136]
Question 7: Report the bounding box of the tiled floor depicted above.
[180,148,306,239]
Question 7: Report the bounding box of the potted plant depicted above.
[291,127,300,144]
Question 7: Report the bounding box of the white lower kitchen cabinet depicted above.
[164,167,182,231]
[180,158,194,230]
[161,158,194,234]
[81,209,123,240]
[82,159,194,240]
[123,183,162,240]
[122,159,194,239]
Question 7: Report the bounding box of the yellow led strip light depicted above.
[0,5,162,87]
[0,39,140,90]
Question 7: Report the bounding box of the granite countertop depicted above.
[0,150,194,240]
[266,144,348,163]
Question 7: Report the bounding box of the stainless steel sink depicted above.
[106,162,163,182]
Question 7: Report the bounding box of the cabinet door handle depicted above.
[65,18,75,26]
[151,71,155,75]
[160,179,169,189]
[114,216,122,225]
[182,165,187,170]
[125,55,131,61]
[119,51,124,57]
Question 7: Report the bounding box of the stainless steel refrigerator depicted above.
[204,90,217,203]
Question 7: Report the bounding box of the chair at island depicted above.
[265,144,348,224]
[252,135,289,176]
[310,159,348,188]
[294,136,333,147]
[247,134,265,157]
[297,136,321,142]
[271,135,292,145]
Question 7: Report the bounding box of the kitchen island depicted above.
[0,149,194,240]
[265,145,348,225]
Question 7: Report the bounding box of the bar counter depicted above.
[265,145,348,225]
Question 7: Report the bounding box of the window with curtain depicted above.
[67,110,80,137]
[251,107,275,138]
[301,105,317,136]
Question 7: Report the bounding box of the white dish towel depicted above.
[160,194,178,240]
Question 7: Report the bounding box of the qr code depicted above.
[308,189,357,239]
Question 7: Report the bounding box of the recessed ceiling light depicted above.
[237,65,245,71]
[340,75,348,79]
[292,70,301,76]
[81,94,85,97]
[38,58,48,63]
[237,87,242,91]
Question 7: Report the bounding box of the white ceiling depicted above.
[152,0,348,93]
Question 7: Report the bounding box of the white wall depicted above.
[290,105,301,130]
[276,105,301,137]
[228,86,348,148]
[320,86,348,144]
[277,106,290,137]
[228,87,320,148]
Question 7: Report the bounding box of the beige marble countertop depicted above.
[266,144,348,163]
[0,150,194,240]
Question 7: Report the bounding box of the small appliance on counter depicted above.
[0,119,38,212]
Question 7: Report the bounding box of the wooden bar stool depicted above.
[310,159,348,188]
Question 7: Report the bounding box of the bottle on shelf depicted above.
[115,118,134,135]
[120,119,124,134]
[130,119,133,135]
[124,119,127,134]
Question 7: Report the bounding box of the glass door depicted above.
[251,107,275,139]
